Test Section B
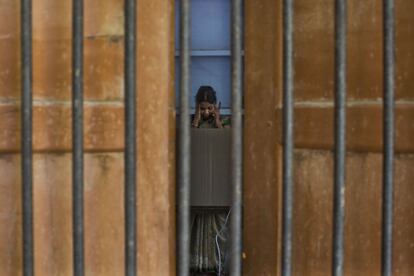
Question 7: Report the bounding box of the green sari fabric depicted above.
[196,116,231,129]
[190,209,229,273]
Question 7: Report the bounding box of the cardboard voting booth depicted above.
[190,128,231,207]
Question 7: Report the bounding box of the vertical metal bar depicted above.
[333,0,347,275]
[230,0,243,275]
[125,0,137,275]
[21,0,33,275]
[177,0,191,275]
[382,0,395,275]
[281,0,294,275]
[72,0,84,275]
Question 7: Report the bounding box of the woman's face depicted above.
[199,101,215,119]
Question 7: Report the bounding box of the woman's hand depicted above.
[213,102,223,128]
[192,104,201,127]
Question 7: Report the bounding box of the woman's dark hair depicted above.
[195,86,217,104]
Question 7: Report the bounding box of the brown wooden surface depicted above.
[0,0,175,275]
[244,0,283,274]
[293,151,414,276]
[136,0,176,274]
[293,104,414,153]
[245,0,414,275]
[1,102,412,154]
[33,153,127,275]
[394,155,414,276]
[0,154,22,276]
[395,0,414,100]
[0,0,413,274]
[292,5,414,274]
[294,0,414,101]
[1,153,127,276]
[293,151,333,276]
[0,104,124,153]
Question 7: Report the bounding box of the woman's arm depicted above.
[213,103,223,128]
[192,104,201,127]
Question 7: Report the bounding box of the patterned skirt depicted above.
[190,208,230,274]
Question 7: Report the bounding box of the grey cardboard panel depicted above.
[190,128,231,207]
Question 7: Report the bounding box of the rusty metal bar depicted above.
[177,0,191,275]
[333,0,347,275]
[124,0,137,275]
[230,0,243,275]
[382,0,395,275]
[72,0,84,274]
[281,0,295,274]
[21,0,33,274]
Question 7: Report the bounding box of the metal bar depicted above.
[230,0,243,275]
[21,0,33,275]
[333,0,347,275]
[382,0,395,275]
[125,0,137,275]
[281,0,294,275]
[72,0,84,274]
[177,0,191,275]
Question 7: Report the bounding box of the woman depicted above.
[191,86,230,275]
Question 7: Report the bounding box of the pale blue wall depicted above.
[175,0,236,112]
